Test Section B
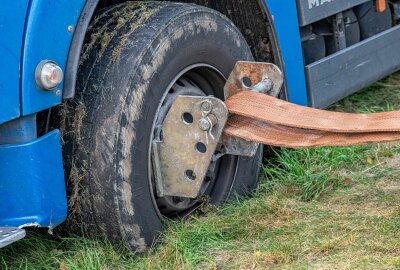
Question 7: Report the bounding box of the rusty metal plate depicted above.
[224,61,283,99]
[222,61,283,156]
[153,96,228,198]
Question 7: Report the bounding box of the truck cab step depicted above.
[0,226,26,248]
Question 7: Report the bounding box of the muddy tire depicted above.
[62,1,262,252]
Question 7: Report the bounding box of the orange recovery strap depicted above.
[224,91,400,149]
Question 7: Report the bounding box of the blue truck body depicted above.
[0,1,28,124]
[267,1,309,106]
[0,0,399,231]
[0,0,85,228]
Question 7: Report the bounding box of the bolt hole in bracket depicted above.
[153,61,283,199]
[222,61,284,157]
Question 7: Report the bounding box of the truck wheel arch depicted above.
[63,0,286,99]
[63,0,98,99]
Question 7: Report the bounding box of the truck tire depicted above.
[62,1,262,252]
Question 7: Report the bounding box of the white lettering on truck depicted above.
[308,0,334,9]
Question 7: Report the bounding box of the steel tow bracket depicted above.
[153,62,283,198]
[222,61,284,156]
[152,96,228,198]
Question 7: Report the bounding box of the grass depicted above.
[2,73,400,269]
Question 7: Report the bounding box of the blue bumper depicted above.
[0,130,67,228]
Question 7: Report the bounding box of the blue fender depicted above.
[0,130,66,228]
[21,0,86,116]
[264,0,308,106]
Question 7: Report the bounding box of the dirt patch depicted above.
[377,178,400,193]
[384,153,400,168]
